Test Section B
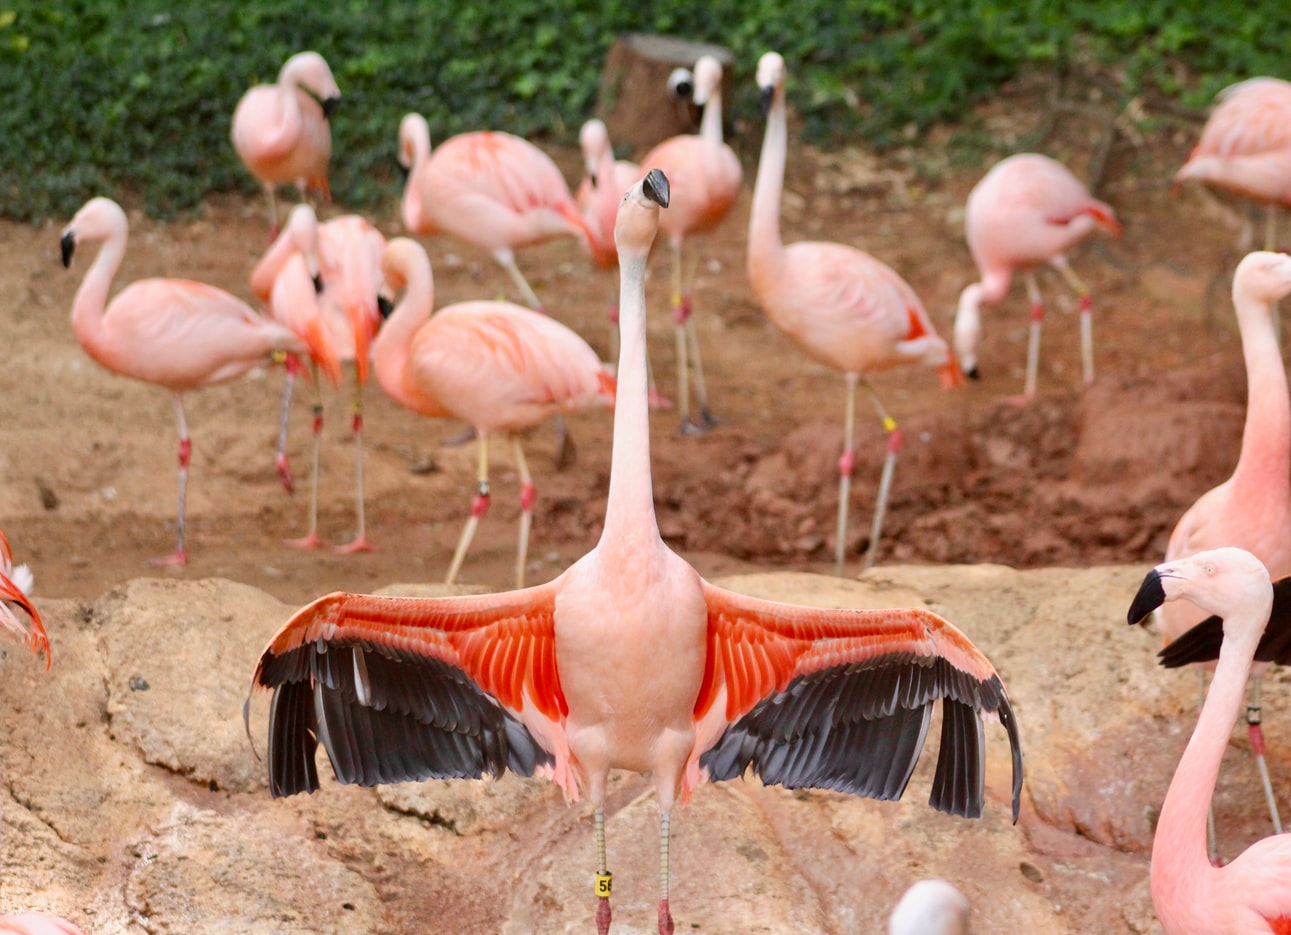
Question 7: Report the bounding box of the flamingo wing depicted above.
[248,583,566,797]
[1159,575,1291,668]
[694,581,1021,820]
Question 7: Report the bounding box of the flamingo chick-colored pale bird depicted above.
[639,55,743,434]
[398,112,596,313]
[251,204,385,552]
[749,52,964,574]
[60,197,307,566]
[954,152,1120,399]
[0,913,89,935]
[231,51,340,234]
[889,879,970,935]
[0,529,50,670]
[249,170,1022,935]
[372,236,614,589]
[1139,250,1291,859]
[1128,547,1291,935]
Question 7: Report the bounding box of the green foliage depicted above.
[1,1,1289,221]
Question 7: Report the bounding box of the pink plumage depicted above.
[1175,78,1291,206]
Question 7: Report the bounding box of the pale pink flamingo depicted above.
[249,170,1022,935]
[231,51,340,234]
[397,112,596,312]
[1140,251,1291,859]
[372,236,614,588]
[0,914,88,935]
[1127,547,1291,935]
[0,529,49,670]
[251,205,384,552]
[954,153,1121,399]
[749,52,964,574]
[60,197,307,566]
[639,55,743,434]
[889,879,970,935]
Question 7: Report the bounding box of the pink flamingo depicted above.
[0,529,50,670]
[954,153,1121,399]
[397,112,596,312]
[231,51,340,234]
[249,171,1022,935]
[639,55,743,434]
[749,52,964,574]
[1143,251,1291,859]
[889,879,970,935]
[60,197,306,566]
[1127,547,1291,935]
[251,205,384,552]
[372,236,614,588]
[0,914,88,935]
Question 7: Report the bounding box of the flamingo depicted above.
[231,51,340,234]
[371,237,614,589]
[1127,547,1291,935]
[251,205,385,552]
[954,153,1121,399]
[0,914,88,935]
[0,529,50,670]
[60,197,307,566]
[397,112,596,313]
[889,879,970,935]
[1137,251,1291,860]
[249,170,1022,935]
[639,55,743,434]
[748,52,964,574]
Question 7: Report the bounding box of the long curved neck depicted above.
[601,247,657,543]
[1230,288,1291,499]
[372,257,436,411]
[748,83,786,287]
[70,234,124,364]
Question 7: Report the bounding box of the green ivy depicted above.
[2,1,1289,221]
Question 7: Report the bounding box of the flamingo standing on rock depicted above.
[640,55,743,434]
[251,205,385,552]
[0,529,50,670]
[748,52,964,574]
[60,197,307,566]
[249,170,1022,935]
[1138,251,1291,859]
[954,153,1120,399]
[1128,547,1291,935]
[372,237,614,589]
[231,51,340,235]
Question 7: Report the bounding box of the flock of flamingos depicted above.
[2,44,1291,935]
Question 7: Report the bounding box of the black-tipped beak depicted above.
[60,231,75,268]
[588,170,599,188]
[759,85,774,119]
[312,273,324,295]
[965,364,980,381]
[394,153,409,182]
[377,294,393,320]
[321,96,340,119]
[643,169,669,209]
[1128,568,1166,625]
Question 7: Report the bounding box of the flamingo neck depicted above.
[700,85,725,148]
[70,234,125,365]
[371,258,436,413]
[748,83,786,288]
[601,248,657,543]
[1230,289,1291,499]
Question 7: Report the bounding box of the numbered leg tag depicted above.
[595,871,613,897]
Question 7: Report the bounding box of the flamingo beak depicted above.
[60,231,76,268]
[322,96,340,119]
[643,169,670,208]
[759,85,774,119]
[1127,568,1167,625]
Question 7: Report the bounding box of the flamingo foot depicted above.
[334,535,376,555]
[275,453,295,495]
[658,899,674,935]
[595,896,611,935]
[442,425,478,448]
[647,389,674,411]
[677,419,710,437]
[696,407,728,430]
[283,532,328,550]
[1004,392,1036,409]
[148,548,189,568]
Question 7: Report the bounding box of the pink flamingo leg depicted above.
[834,374,859,575]
[1246,676,1284,836]
[284,387,326,549]
[658,811,675,935]
[514,438,534,589]
[150,394,191,567]
[275,354,301,494]
[1051,255,1096,385]
[1022,271,1044,401]
[335,384,375,554]
[446,433,491,584]
[594,807,613,935]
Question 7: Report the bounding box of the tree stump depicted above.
[596,33,735,156]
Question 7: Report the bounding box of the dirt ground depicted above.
[0,72,1283,931]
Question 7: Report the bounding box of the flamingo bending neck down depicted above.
[60,197,306,566]
[251,171,1021,932]
[749,52,963,574]
[0,529,50,670]
[1128,547,1291,935]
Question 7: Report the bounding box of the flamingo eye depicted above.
[1203,563,1215,575]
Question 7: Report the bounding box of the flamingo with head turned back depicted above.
[749,52,964,575]
[639,55,743,435]
[0,914,88,935]
[889,879,970,935]
[0,529,49,670]
[231,51,340,235]
[1138,251,1291,860]
[954,153,1120,400]
[372,236,614,589]
[249,170,1022,935]
[60,197,307,567]
[1128,547,1291,935]
[251,205,385,552]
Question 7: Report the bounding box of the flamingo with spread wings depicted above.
[250,170,1022,935]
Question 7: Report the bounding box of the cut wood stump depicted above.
[596,33,735,156]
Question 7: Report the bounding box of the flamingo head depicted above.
[281,51,340,114]
[1128,548,1272,633]
[1233,251,1291,307]
[398,112,431,172]
[60,196,128,267]
[691,55,724,107]
[579,119,610,184]
[952,284,984,380]
[756,52,786,118]
[616,169,669,257]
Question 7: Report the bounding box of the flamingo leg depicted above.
[513,436,534,589]
[150,393,191,567]
[1017,270,1044,400]
[265,184,280,239]
[275,354,300,494]
[684,315,722,429]
[285,360,326,549]
[594,807,612,935]
[834,373,858,576]
[1051,256,1095,385]
[658,810,674,935]
[861,380,901,571]
[497,250,544,313]
[335,374,375,554]
[1246,676,1283,837]
[445,431,490,585]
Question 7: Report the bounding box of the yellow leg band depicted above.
[595,871,613,897]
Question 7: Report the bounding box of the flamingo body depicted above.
[1175,78,1291,207]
